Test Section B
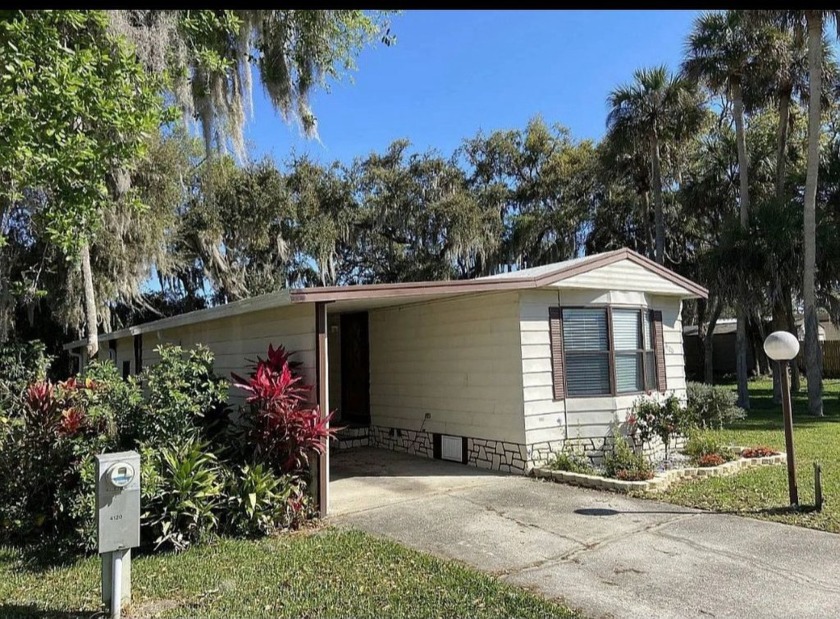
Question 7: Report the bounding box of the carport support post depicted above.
[315,301,330,517]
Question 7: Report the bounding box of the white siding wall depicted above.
[104,304,316,403]
[519,289,686,448]
[555,260,690,295]
[369,292,525,444]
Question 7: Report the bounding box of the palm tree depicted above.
[682,11,772,410]
[755,11,840,416]
[606,66,703,265]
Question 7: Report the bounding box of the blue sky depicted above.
[242,10,701,166]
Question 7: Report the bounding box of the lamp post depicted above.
[763,331,799,506]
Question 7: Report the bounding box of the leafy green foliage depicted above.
[683,430,736,466]
[0,364,132,551]
[127,344,228,447]
[222,463,309,537]
[143,437,223,551]
[0,340,51,414]
[686,381,747,429]
[550,445,595,475]
[627,393,690,456]
[603,436,654,481]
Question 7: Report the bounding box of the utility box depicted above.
[95,451,141,553]
[96,451,140,612]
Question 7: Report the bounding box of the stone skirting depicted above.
[529,434,687,469]
[532,449,788,494]
[334,425,370,451]
[467,438,528,473]
[369,425,433,459]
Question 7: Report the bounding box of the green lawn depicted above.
[655,377,840,534]
[0,529,579,619]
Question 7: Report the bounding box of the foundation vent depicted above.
[441,435,463,462]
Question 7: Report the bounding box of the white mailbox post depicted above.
[96,451,140,619]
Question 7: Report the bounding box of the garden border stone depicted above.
[531,447,787,493]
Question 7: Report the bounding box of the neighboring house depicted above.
[65,248,706,515]
[683,317,829,381]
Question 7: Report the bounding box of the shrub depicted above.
[0,363,132,550]
[685,382,746,430]
[143,437,224,551]
[627,393,689,457]
[550,447,595,475]
[683,431,735,466]
[741,446,779,458]
[603,436,653,481]
[696,453,726,468]
[222,463,310,537]
[233,344,336,474]
[0,340,51,414]
[127,344,228,448]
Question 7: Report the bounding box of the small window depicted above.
[122,360,131,380]
[550,305,665,400]
[562,308,611,396]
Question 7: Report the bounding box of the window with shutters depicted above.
[561,308,611,396]
[549,306,666,400]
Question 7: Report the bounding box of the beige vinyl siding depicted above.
[121,304,315,403]
[554,260,691,295]
[368,291,525,444]
[519,289,686,447]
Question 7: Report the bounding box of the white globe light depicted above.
[763,331,800,361]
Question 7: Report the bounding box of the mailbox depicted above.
[95,451,141,553]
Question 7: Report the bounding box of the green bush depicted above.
[685,382,746,430]
[222,463,309,537]
[0,340,51,414]
[127,344,228,448]
[143,437,224,552]
[627,393,690,458]
[683,430,735,466]
[0,363,133,551]
[603,436,654,481]
[550,448,595,475]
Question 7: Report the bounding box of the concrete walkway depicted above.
[330,449,840,619]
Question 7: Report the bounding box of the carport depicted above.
[328,448,502,517]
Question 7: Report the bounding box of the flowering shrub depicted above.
[603,434,654,481]
[233,344,337,474]
[683,431,735,467]
[627,393,689,458]
[741,446,779,458]
[696,453,726,468]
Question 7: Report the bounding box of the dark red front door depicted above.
[340,312,370,424]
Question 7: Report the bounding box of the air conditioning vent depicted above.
[441,435,463,462]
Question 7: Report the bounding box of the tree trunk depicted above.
[650,130,665,265]
[770,88,792,404]
[804,13,824,416]
[732,79,751,409]
[783,289,801,392]
[775,87,791,202]
[736,311,750,408]
[771,296,787,403]
[703,301,722,385]
[81,242,99,360]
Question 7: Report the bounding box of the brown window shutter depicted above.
[133,334,143,374]
[650,309,667,392]
[549,307,566,400]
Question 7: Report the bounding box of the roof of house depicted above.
[66,248,707,350]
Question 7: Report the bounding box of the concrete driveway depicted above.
[330,448,840,619]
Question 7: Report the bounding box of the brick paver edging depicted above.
[531,448,787,494]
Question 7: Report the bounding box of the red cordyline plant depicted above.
[232,344,337,474]
[23,380,92,439]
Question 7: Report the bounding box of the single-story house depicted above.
[65,248,707,515]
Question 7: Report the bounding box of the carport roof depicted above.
[65,248,707,350]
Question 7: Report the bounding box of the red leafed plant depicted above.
[233,344,337,474]
[741,446,779,459]
[696,453,726,468]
